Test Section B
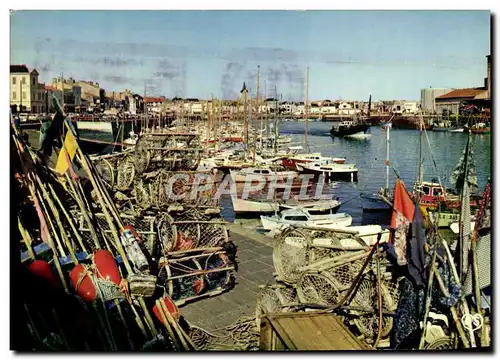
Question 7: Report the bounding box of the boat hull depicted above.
[260,214,353,231]
[76,121,113,133]
[362,194,392,213]
[330,124,370,137]
[231,197,278,214]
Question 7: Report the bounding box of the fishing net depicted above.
[94,158,115,189]
[296,271,341,306]
[133,134,201,174]
[115,156,135,191]
[272,228,310,285]
[155,210,228,254]
[74,211,156,253]
[255,286,297,328]
[350,276,396,341]
[157,252,234,305]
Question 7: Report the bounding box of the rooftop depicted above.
[435,88,486,100]
[10,64,29,73]
[144,96,166,103]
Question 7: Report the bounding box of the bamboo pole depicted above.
[36,178,78,264]
[19,217,36,260]
[47,182,89,253]
[159,299,197,350]
[418,245,439,349]
[155,299,181,350]
[432,263,470,348]
[65,173,101,250]
[114,299,135,350]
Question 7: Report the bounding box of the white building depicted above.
[421,88,453,112]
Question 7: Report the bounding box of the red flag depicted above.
[390,178,415,229]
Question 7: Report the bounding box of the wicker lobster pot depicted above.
[157,252,235,306]
[133,134,201,175]
[73,211,157,254]
[156,211,229,254]
[91,150,136,192]
[133,170,219,210]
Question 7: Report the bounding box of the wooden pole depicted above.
[432,263,470,348]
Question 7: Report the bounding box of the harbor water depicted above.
[33,123,491,226]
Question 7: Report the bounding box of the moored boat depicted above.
[296,162,358,182]
[260,208,353,232]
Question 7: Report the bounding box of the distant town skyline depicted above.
[10,10,491,101]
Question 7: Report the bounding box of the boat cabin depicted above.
[279,209,311,222]
[414,181,446,207]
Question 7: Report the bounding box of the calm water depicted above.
[31,123,490,226]
[278,121,491,225]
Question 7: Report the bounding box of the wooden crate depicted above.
[259,311,370,351]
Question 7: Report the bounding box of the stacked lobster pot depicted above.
[90,132,237,307]
[256,225,401,348]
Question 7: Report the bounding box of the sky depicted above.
[10,10,491,101]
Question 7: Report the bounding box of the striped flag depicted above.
[459,179,472,279]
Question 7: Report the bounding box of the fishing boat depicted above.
[296,162,358,182]
[229,167,298,184]
[260,208,352,232]
[413,118,482,227]
[281,153,346,170]
[280,198,341,214]
[232,197,341,216]
[330,117,370,137]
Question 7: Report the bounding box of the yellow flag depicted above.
[55,131,78,175]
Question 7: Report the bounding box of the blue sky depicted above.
[10,10,490,101]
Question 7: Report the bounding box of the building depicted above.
[144,96,166,113]
[420,88,453,112]
[51,77,82,113]
[10,65,47,113]
[435,88,488,115]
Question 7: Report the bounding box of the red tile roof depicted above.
[144,96,165,103]
[436,88,486,100]
[45,85,56,91]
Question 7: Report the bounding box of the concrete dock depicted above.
[180,224,275,331]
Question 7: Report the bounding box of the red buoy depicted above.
[27,260,61,288]
[93,249,121,285]
[153,296,180,324]
[70,264,97,303]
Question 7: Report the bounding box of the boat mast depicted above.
[274,86,278,155]
[256,65,261,152]
[417,113,424,186]
[206,98,210,154]
[385,122,390,191]
[264,77,268,141]
[243,84,248,152]
[304,66,309,149]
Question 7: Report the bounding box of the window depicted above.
[23,92,26,100]
[22,77,26,85]
[422,186,431,196]
[32,77,36,85]
[432,187,443,197]
[284,216,308,222]
[33,105,37,113]
[12,91,16,100]
[12,77,16,85]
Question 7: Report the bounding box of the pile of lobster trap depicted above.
[255,226,401,348]
[88,132,237,307]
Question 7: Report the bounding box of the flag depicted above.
[408,203,427,288]
[39,96,66,156]
[55,130,78,175]
[457,178,472,280]
[390,178,415,265]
